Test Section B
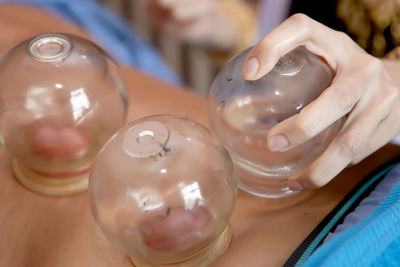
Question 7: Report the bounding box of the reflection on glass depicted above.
[0,33,128,195]
[89,115,236,266]
[209,47,343,198]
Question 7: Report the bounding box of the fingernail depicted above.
[289,181,304,191]
[268,135,288,151]
[242,57,259,79]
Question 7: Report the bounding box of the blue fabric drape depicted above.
[304,164,400,267]
[0,0,183,85]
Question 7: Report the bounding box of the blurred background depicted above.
[98,0,229,97]
[2,0,397,96]
[99,0,214,96]
[0,0,335,97]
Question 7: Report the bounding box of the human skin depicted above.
[147,0,240,50]
[241,14,400,191]
[2,5,400,267]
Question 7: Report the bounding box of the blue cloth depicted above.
[323,161,400,244]
[304,164,400,267]
[0,0,183,85]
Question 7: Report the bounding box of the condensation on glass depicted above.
[208,47,343,198]
[89,115,236,266]
[0,33,128,196]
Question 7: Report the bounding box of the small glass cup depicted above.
[0,33,128,195]
[89,115,236,266]
[208,47,343,198]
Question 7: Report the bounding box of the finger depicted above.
[170,0,216,22]
[157,0,176,8]
[266,73,362,151]
[266,60,382,152]
[352,99,400,164]
[287,91,395,190]
[163,20,209,43]
[157,0,215,21]
[241,14,358,80]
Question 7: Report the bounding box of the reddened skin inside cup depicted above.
[27,121,91,162]
[0,33,128,196]
[89,115,236,266]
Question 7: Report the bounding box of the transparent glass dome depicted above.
[89,115,236,266]
[208,47,343,198]
[0,33,128,195]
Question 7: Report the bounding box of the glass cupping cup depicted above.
[208,47,343,198]
[89,115,236,266]
[0,33,128,195]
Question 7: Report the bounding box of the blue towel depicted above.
[323,161,400,244]
[0,0,183,85]
[304,164,400,267]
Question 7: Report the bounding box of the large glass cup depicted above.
[0,33,128,195]
[208,47,343,198]
[89,115,236,266]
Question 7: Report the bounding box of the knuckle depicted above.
[334,84,358,111]
[259,37,277,54]
[334,31,353,44]
[350,144,369,164]
[295,114,319,139]
[351,158,362,165]
[173,9,188,21]
[307,168,331,188]
[340,130,366,158]
[384,83,400,102]
[352,151,368,165]
[364,57,383,75]
[289,13,311,27]
[369,57,383,69]
[332,31,357,56]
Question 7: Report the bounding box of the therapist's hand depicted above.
[241,14,400,191]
